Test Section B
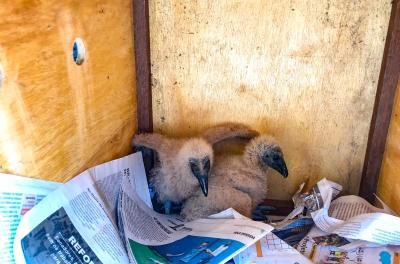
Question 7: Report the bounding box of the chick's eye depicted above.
[189,160,200,173]
[263,154,270,160]
[204,158,210,171]
[191,165,200,175]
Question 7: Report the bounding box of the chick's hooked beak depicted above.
[262,150,289,178]
[270,157,289,178]
[189,158,210,197]
[196,175,208,197]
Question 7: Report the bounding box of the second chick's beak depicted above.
[271,158,289,178]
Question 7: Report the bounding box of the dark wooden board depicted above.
[133,0,153,133]
[359,0,400,203]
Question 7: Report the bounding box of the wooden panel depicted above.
[0,0,136,182]
[360,0,400,203]
[150,0,391,199]
[378,82,400,213]
[133,0,153,133]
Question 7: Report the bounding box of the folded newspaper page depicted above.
[0,173,61,264]
[13,152,153,264]
[118,168,274,264]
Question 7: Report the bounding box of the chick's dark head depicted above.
[261,145,288,177]
[245,135,289,178]
[178,138,213,197]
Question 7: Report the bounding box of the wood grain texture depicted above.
[0,0,136,182]
[150,0,391,199]
[133,0,153,133]
[378,82,400,214]
[361,0,400,203]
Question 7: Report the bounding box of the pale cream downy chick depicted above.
[131,123,259,214]
[180,135,288,221]
[132,134,212,213]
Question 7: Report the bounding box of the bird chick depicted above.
[131,123,259,214]
[180,135,288,221]
[132,134,212,205]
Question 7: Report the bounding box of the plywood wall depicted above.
[150,0,391,199]
[0,0,136,182]
[378,82,400,214]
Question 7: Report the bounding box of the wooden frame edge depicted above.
[359,0,400,203]
[133,0,153,133]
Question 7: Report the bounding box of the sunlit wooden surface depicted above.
[0,0,136,182]
[150,0,391,199]
[378,82,400,214]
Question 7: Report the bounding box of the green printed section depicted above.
[129,239,169,264]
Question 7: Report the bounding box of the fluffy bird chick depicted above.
[180,135,288,221]
[131,123,259,214]
[132,134,213,204]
